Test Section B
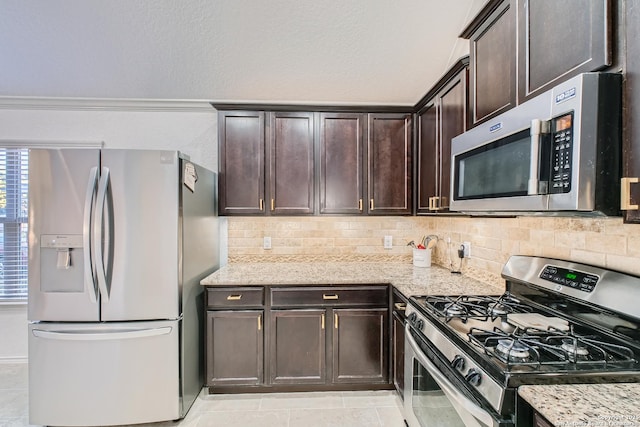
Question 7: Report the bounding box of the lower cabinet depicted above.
[269,309,326,384]
[332,309,388,384]
[206,285,391,391]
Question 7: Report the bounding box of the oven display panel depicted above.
[539,265,599,292]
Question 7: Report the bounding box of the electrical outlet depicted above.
[462,241,471,258]
[383,235,393,249]
[263,236,272,250]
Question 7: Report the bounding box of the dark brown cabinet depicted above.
[367,113,412,215]
[319,113,365,214]
[269,285,389,388]
[269,309,326,384]
[623,0,640,223]
[206,310,264,386]
[332,308,388,384]
[517,0,611,102]
[463,0,516,126]
[218,111,265,215]
[205,287,266,388]
[416,63,468,213]
[269,112,315,215]
[462,0,612,126]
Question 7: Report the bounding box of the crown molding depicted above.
[0,96,215,113]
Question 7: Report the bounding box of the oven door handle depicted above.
[406,326,496,427]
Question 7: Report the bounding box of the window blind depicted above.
[0,149,29,301]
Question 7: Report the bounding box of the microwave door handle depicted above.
[405,326,496,427]
[528,119,542,195]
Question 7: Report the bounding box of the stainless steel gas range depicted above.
[404,255,640,427]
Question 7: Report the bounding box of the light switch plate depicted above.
[384,235,393,249]
[263,236,272,250]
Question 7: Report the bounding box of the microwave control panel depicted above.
[549,112,574,193]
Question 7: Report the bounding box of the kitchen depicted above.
[2,0,640,426]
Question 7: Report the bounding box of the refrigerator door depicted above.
[99,150,180,321]
[28,149,101,321]
[28,320,180,426]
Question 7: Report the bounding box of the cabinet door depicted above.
[319,113,365,214]
[269,309,326,384]
[367,113,412,215]
[332,308,389,384]
[392,313,405,396]
[469,0,516,125]
[416,102,438,213]
[518,0,611,102]
[624,0,640,223]
[218,111,265,215]
[438,71,467,211]
[206,310,263,386]
[269,112,315,215]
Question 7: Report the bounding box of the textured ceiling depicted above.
[0,0,487,105]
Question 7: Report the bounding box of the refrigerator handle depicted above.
[31,327,173,341]
[83,167,99,303]
[94,167,110,301]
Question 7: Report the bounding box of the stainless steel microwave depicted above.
[450,72,622,216]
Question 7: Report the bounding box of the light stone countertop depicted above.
[200,262,505,297]
[519,383,640,426]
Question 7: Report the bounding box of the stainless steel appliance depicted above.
[450,73,621,215]
[404,255,640,427]
[28,149,219,426]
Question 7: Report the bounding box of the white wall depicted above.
[0,98,219,360]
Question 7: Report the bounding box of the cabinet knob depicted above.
[621,177,639,210]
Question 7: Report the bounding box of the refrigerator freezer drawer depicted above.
[28,320,180,426]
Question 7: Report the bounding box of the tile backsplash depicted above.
[226,216,640,286]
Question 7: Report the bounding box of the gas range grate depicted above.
[419,294,533,323]
[468,325,637,369]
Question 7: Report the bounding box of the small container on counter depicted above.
[413,248,431,268]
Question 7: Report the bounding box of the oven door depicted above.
[404,325,512,427]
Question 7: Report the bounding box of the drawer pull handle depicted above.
[226,294,242,301]
[358,199,363,211]
[259,198,264,211]
[334,313,338,329]
[370,199,374,210]
[323,294,339,300]
[321,314,325,330]
[258,314,262,331]
[394,302,406,311]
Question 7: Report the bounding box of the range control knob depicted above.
[464,369,482,387]
[451,355,466,371]
[408,313,417,324]
[416,319,424,329]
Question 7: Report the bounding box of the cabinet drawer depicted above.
[206,287,264,308]
[271,286,388,308]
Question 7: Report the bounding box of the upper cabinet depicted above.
[463,0,516,126]
[367,113,413,215]
[319,113,365,215]
[461,0,612,126]
[217,108,412,216]
[518,0,611,102]
[415,60,468,214]
[269,112,315,215]
[218,111,265,215]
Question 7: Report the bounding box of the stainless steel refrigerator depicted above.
[27,149,219,426]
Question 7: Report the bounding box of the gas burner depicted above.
[495,339,533,363]
[489,304,510,317]
[560,338,590,360]
[445,302,468,317]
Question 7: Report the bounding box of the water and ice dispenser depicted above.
[40,234,84,292]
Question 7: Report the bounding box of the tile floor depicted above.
[0,362,406,427]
